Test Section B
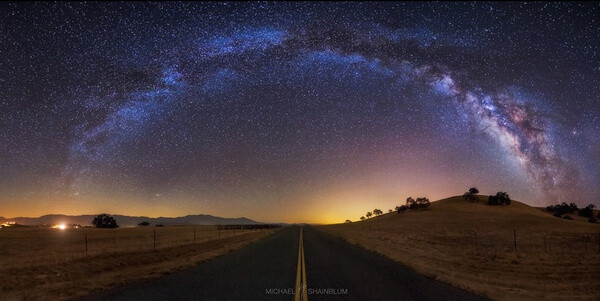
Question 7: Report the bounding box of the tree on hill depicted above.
[546,202,578,218]
[345,219,352,223]
[92,214,118,228]
[488,192,511,206]
[578,204,596,218]
[366,211,373,219]
[138,221,150,226]
[396,205,408,213]
[360,216,365,221]
[415,197,430,209]
[463,187,479,202]
[373,209,383,216]
[388,209,393,214]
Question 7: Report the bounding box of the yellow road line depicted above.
[301,228,308,300]
[295,227,302,301]
[294,227,308,301]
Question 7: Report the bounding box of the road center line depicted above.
[294,227,308,301]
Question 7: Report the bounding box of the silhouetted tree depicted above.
[488,192,511,206]
[360,216,365,221]
[388,209,393,214]
[138,221,150,227]
[546,202,578,217]
[415,197,431,209]
[578,204,596,218]
[366,212,373,219]
[463,187,479,202]
[373,209,383,216]
[92,214,118,229]
[570,203,578,212]
[345,219,352,223]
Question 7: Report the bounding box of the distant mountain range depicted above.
[0,214,259,227]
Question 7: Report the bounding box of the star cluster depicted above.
[0,3,598,222]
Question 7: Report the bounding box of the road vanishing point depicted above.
[83,226,488,301]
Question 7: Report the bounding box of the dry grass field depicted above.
[319,196,600,300]
[0,226,276,300]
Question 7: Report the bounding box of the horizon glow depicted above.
[1,3,599,224]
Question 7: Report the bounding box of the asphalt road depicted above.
[82,226,488,301]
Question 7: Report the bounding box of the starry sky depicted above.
[1,2,599,223]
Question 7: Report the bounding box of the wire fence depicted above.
[0,225,281,270]
[354,224,600,256]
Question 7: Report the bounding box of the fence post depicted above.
[153,228,156,250]
[85,232,88,256]
[584,234,588,253]
[513,229,517,251]
[543,232,547,253]
[193,227,196,243]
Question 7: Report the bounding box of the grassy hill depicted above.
[319,195,600,300]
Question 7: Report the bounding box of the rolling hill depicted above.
[0,214,259,227]
[319,195,600,300]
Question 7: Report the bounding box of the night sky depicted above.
[1,2,598,223]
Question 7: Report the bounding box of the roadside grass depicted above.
[319,196,600,300]
[0,226,275,300]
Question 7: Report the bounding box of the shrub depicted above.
[552,212,562,218]
[562,215,573,220]
[91,214,119,229]
[156,224,165,227]
[138,221,150,226]
[345,220,352,223]
[588,217,598,224]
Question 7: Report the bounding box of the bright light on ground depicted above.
[52,224,67,230]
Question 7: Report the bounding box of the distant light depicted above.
[52,224,67,230]
[1,221,15,228]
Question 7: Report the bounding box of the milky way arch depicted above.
[64,26,579,204]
